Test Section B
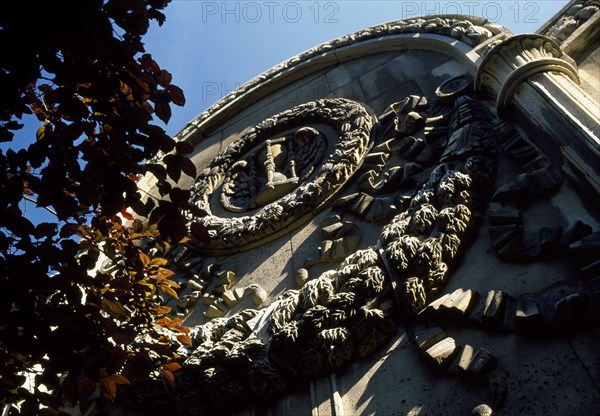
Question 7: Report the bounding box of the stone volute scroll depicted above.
[474,34,580,118]
[474,33,600,197]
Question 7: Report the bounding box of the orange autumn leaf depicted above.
[176,334,192,346]
[99,374,130,400]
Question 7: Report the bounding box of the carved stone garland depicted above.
[172,81,499,415]
[186,98,374,254]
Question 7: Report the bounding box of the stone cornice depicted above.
[536,0,600,58]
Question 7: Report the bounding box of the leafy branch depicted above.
[0,0,200,413]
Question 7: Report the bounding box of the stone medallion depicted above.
[186,98,375,254]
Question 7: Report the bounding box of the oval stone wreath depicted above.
[186,98,375,254]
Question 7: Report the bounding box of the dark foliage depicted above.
[0,0,196,412]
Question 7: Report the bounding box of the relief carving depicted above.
[170,77,502,415]
[541,0,599,42]
[186,98,374,254]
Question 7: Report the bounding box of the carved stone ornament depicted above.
[540,0,600,42]
[186,98,374,254]
[474,34,580,117]
[170,78,504,415]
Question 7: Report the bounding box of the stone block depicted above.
[440,288,479,318]
[204,304,226,319]
[467,294,487,325]
[211,283,228,297]
[424,337,457,367]
[363,152,389,170]
[488,208,521,226]
[482,290,510,327]
[332,192,358,210]
[336,222,360,238]
[456,344,475,375]
[369,197,397,222]
[501,295,517,332]
[514,296,544,333]
[465,348,498,377]
[414,326,446,352]
[221,290,237,307]
[350,193,374,217]
[418,292,451,318]
[322,222,343,240]
[233,287,246,300]
[560,220,593,246]
[553,292,590,330]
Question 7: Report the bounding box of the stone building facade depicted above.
[140,2,600,415]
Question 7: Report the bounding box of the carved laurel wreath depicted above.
[187,98,374,253]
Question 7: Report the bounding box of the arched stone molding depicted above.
[176,15,506,145]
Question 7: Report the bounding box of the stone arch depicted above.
[176,15,505,145]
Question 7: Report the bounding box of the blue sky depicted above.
[5,1,568,225]
[144,0,569,137]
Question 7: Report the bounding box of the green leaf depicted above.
[101,298,130,320]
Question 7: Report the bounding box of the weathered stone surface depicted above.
[440,288,479,317]
[153,13,600,416]
[514,296,544,333]
[553,292,590,329]
[322,222,343,240]
[488,207,521,226]
[471,403,493,416]
[447,343,474,376]
[483,290,509,326]
[423,337,458,367]
[414,326,447,352]
[466,348,498,377]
